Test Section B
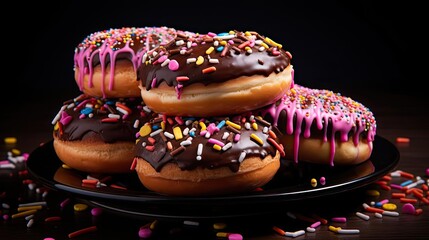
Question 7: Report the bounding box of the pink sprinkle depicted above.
[234,134,241,142]
[157,55,168,63]
[207,32,217,37]
[402,203,416,214]
[168,60,179,71]
[319,177,326,185]
[60,198,70,208]
[228,233,243,240]
[426,168,429,177]
[3,214,9,220]
[331,217,347,223]
[310,221,321,228]
[44,238,55,240]
[91,208,103,216]
[22,153,29,160]
[151,77,157,88]
[0,160,9,165]
[390,183,403,190]
[138,227,152,238]
[208,138,225,147]
[174,116,184,125]
[79,114,86,119]
[60,112,72,126]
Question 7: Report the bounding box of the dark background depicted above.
[1,1,426,142]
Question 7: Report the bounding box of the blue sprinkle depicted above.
[152,125,160,131]
[217,32,229,36]
[216,46,224,52]
[189,131,196,137]
[216,120,226,129]
[80,107,93,115]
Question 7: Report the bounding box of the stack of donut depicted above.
[133,30,294,196]
[52,27,177,173]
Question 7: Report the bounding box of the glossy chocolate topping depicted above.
[134,113,284,172]
[52,94,152,143]
[138,30,292,95]
[259,84,377,166]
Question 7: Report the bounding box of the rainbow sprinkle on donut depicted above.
[260,84,377,166]
[74,26,178,97]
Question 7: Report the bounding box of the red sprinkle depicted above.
[68,226,97,238]
[396,137,410,143]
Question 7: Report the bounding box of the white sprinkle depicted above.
[42,191,49,199]
[215,34,235,40]
[180,140,192,146]
[356,212,370,221]
[405,179,424,189]
[244,122,251,130]
[85,103,93,108]
[370,201,375,206]
[205,132,211,138]
[67,103,75,109]
[143,106,152,113]
[185,120,193,126]
[142,53,148,63]
[255,40,263,45]
[382,210,399,217]
[196,156,202,161]
[19,201,47,207]
[164,132,174,139]
[133,119,140,128]
[187,41,192,48]
[209,58,219,64]
[28,183,37,190]
[161,58,170,67]
[213,40,219,47]
[0,163,15,169]
[306,227,316,233]
[180,49,187,55]
[285,230,305,237]
[222,132,230,140]
[108,113,120,119]
[89,113,94,118]
[183,127,189,136]
[116,107,129,115]
[149,129,163,137]
[2,203,10,209]
[390,170,401,177]
[25,215,34,221]
[197,143,203,156]
[187,58,197,64]
[183,220,199,226]
[51,105,67,125]
[374,213,383,218]
[238,151,246,163]
[263,126,269,134]
[222,142,233,151]
[26,218,34,228]
[152,51,158,57]
[141,142,146,147]
[337,229,360,234]
[258,46,265,52]
[176,40,185,46]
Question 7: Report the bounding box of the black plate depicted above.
[27,136,399,220]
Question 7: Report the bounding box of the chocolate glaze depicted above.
[137,30,292,93]
[134,113,284,172]
[52,94,151,143]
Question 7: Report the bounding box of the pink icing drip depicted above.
[260,84,377,166]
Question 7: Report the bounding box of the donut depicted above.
[133,113,285,196]
[52,94,152,173]
[74,26,177,98]
[259,84,377,166]
[137,30,294,117]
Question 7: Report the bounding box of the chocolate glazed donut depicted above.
[137,30,294,117]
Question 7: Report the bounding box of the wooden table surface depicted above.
[1,89,428,240]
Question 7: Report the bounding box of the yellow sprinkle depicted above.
[74,203,88,212]
[220,40,227,46]
[366,189,380,197]
[213,223,227,230]
[311,178,317,187]
[290,88,297,95]
[199,122,207,131]
[18,205,43,212]
[244,31,252,36]
[226,120,241,130]
[205,46,214,55]
[250,133,263,145]
[11,149,21,156]
[228,30,235,35]
[161,121,165,130]
[4,137,17,144]
[139,124,152,137]
[251,122,258,130]
[150,220,158,230]
[329,226,341,233]
[54,122,59,131]
[62,164,71,169]
[173,127,183,140]
[213,144,222,151]
[196,56,204,65]
[216,232,229,238]
[264,37,282,49]
[382,203,397,211]
[260,42,269,49]
[12,209,37,219]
